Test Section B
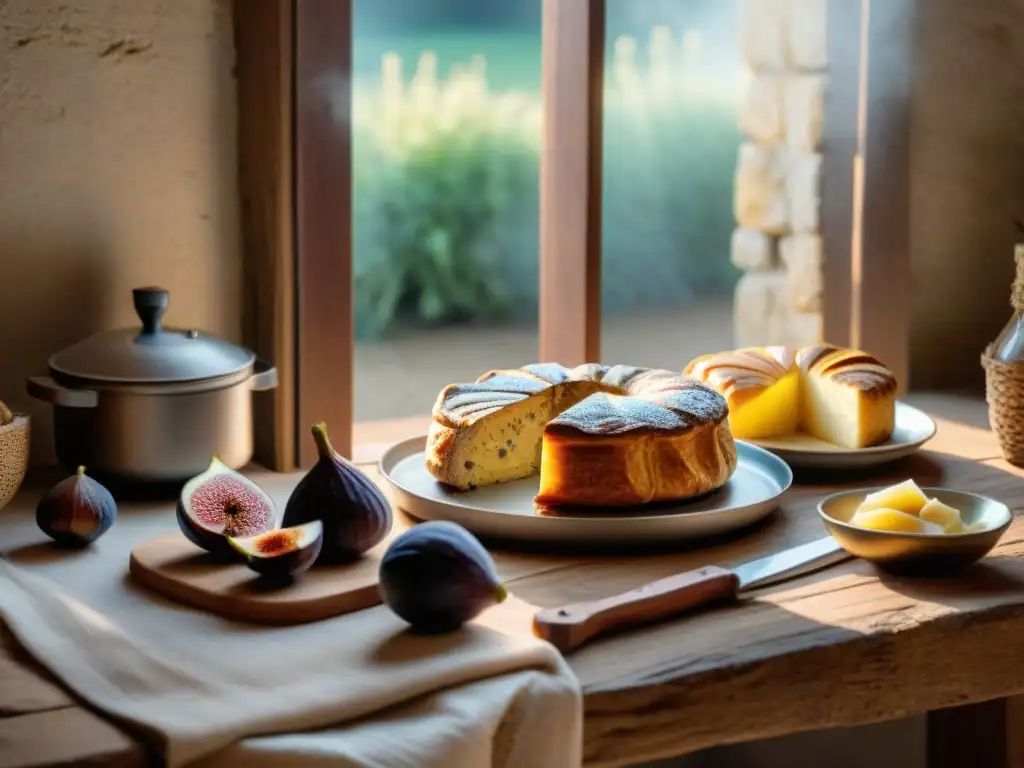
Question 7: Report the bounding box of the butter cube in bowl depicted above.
[818,479,1012,575]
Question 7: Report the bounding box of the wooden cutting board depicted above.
[128,532,386,625]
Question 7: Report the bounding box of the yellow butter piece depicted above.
[856,479,930,517]
[851,507,940,534]
[919,497,963,532]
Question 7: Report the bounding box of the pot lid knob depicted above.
[133,287,169,336]
[46,286,256,384]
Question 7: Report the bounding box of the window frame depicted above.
[235,0,914,469]
[822,0,916,392]
[539,0,605,366]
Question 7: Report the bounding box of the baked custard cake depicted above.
[426,363,738,507]
[684,344,897,449]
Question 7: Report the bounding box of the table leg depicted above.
[926,697,1018,768]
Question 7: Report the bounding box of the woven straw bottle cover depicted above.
[982,244,1024,465]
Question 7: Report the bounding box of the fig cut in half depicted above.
[229,520,323,580]
[177,456,277,558]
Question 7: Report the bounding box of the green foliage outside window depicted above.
[352,31,742,341]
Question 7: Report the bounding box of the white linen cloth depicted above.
[0,506,582,768]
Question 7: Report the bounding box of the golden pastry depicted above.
[426,364,737,507]
[684,344,897,449]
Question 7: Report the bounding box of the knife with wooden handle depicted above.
[532,536,850,653]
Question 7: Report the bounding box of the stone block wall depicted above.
[732,0,826,348]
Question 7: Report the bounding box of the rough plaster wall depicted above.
[0,0,240,466]
[909,0,1024,390]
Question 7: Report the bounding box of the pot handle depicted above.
[249,358,279,392]
[26,377,98,408]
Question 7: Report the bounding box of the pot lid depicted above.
[48,287,255,384]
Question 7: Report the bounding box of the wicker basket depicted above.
[0,414,30,510]
[982,347,1024,465]
[982,244,1024,467]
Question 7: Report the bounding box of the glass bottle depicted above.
[991,244,1024,363]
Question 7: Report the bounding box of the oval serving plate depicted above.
[378,437,792,545]
[750,401,937,471]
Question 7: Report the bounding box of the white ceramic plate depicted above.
[750,401,938,471]
[378,437,792,545]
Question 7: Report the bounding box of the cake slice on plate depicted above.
[425,363,738,507]
[684,344,897,449]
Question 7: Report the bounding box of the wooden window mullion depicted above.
[823,0,914,390]
[235,0,296,472]
[850,0,915,391]
[539,0,606,366]
[294,0,355,463]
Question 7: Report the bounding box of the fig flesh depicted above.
[282,423,393,563]
[229,520,323,580]
[36,466,117,547]
[177,456,277,557]
[379,521,507,633]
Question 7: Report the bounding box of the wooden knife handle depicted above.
[532,566,740,653]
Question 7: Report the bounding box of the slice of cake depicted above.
[684,344,897,449]
[682,347,799,440]
[425,363,737,506]
[425,367,605,490]
[797,346,897,449]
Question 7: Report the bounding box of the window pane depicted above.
[353,1,542,423]
[600,0,742,368]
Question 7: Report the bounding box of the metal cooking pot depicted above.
[26,287,278,483]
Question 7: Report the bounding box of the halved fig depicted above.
[229,520,323,580]
[176,456,277,557]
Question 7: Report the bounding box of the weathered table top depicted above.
[3,392,1023,768]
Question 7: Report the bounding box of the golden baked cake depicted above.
[684,344,897,449]
[426,363,738,507]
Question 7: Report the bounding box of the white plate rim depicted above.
[376,436,793,543]
[747,401,937,458]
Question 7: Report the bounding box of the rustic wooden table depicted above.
[3,392,1024,768]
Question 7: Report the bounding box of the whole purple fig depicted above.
[379,521,507,633]
[282,422,393,563]
[36,466,117,547]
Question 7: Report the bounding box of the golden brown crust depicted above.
[544,366,729,439]
[426,362,737,505]
[536,418,738,507]
[686,344,897,399]
[424,420,460,485]
[795,344,898,395]
[432,369,551,430]
[434,363,729,437]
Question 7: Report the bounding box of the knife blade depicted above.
[532,536,851,653]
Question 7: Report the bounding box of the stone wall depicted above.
[732,0,826,348]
